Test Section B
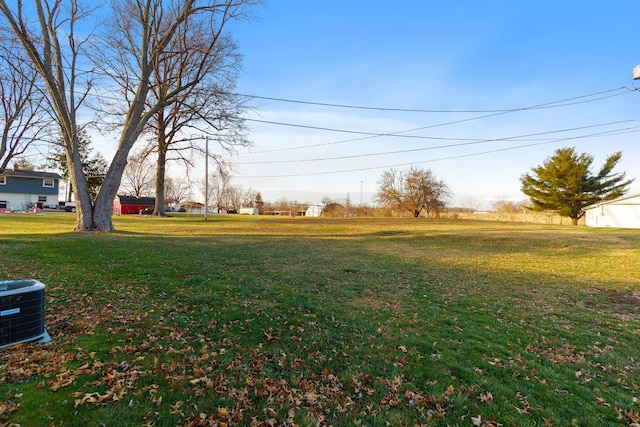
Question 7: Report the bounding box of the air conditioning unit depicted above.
[0,279,51,349]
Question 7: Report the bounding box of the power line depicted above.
[229,86,631,113]
[242,89,636,155]
[237,127,640,178]
[234,121,640,165]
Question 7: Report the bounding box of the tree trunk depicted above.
[91,147,131,232]
[154,134,168,217]
[67,135,95,231]
[571,216,579,226]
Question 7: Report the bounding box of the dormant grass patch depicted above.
[1,214,639,426]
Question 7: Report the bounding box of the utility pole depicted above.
[633,65,640,80]
[204,137,209,221]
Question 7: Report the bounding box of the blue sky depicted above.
[215,1,640,207]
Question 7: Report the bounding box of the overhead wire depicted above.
[238,127,640,178]
[226,86,630,113]
[226,86,638,179]
[11,65,637,181]
[241,87,635,154]
[234,121,640,165]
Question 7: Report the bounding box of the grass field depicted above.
[1,214,639,426]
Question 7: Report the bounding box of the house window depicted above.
[0,201,6,209]
[38,196,47,203]
[0,176,5,185]
[43,178,54,188]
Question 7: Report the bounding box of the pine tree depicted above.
[520,147,633,225]
[47,130,109,202]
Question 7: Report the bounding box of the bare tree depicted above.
[491,198,526,214]
[0,1,99,230]
[121,151,155,197]
[151,35,249,215]
[0,33,53,173]
[96,0,253,218]
[11,158,36,170]
[459,196,481,212]
[0,0,258,231]
[202,161,231,208]
[221,183,245,210]
[164,176,190,207]
[376,166,451,217]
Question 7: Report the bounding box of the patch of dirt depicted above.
[606,290,640,312]
[579,288,640,317]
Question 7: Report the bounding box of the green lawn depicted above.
[1,214,640,426]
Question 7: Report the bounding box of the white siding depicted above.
[585,195,640,228]
[239,207,259,215]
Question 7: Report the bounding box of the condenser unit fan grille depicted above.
[0,279,48,349]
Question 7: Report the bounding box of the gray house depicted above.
[0,168,61,212]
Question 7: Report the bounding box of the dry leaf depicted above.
[480,392,494,403]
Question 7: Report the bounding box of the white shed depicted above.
[239,207,259,215]
[584,194,640,229]
[305,203,324,217]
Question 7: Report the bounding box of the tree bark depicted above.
[154,119,168,217]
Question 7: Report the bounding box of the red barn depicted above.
[112,196,155,215]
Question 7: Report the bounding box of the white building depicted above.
[239,207,259,215]
[584,194,640,229]
[305,203,324,217]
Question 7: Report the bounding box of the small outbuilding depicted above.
[305,203,324,217]
[239,207,259,215]
[584,194,640,229]
[305,203,349,217]
[113,195,155,215]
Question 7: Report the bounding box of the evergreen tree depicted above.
[47,130,108,202]
[520,147,633,225]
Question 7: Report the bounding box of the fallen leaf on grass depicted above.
[74,392,99,408]
[617,407,640,424]
[170,402,184,416]
[189,376,208,385]
[0,401,21,419]
[472,415,482,426]
[49,371,75,391]
[479,392,493,403]
[381,393,402,406]
[152,395,163,407]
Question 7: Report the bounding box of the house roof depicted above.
[583,193,640,210]
[1,169,61,179]
[115,195,156,205]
